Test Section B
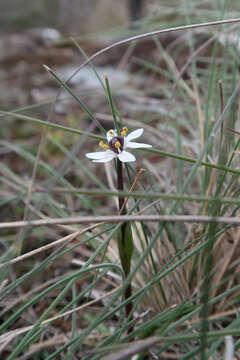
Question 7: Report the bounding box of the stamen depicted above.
[99,141,109,150]
[109,130,114,136]
[114,141,121,148]
[121,127,128,136]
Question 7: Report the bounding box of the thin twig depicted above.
[119,168,145,214]
[1,214,240,230]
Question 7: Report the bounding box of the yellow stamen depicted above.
[121,127,128,136]
[114,141,121,148]
[99,141,109,150]
[109,130,114,136]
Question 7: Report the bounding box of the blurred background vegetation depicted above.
[2,1,240,359]
[1,0,240,34]
[0,0,128,34]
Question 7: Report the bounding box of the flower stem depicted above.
[117,159,125,213]
[117,159,133,331]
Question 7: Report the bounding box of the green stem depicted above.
[117,159,125,213]
[117,159,133,330]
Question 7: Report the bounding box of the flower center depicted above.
[108,136,124,154]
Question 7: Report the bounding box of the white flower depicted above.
[86,127,152,163]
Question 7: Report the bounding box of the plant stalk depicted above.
[117,159,133,330]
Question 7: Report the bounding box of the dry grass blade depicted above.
[70,18,240,78]
[1,214,240,230]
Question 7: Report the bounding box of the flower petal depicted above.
[85,150,115,162]
[126,128,144,141]
[93,155,115,163]
[106,129,117,142]
[117,151,136,162]
[85,151,109,160]
[93,150,115,162]
[126,141,152,149]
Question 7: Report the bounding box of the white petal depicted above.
[106,129,117,142]
[86,150,115,162]
[93,150,115,162]
[126,141,152,149]
[118,151,136,162]
[126,128,144,141]
[85,151,109,160]
[93,155,115,163]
